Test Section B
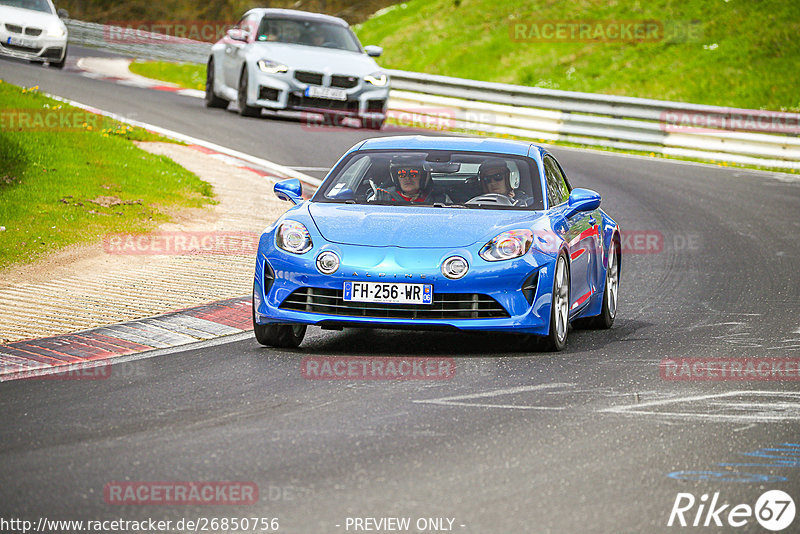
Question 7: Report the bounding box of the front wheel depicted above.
[205,59,228,108]
[252,300,306,348]
[49,47,67,69]
[542,253,570,351]
[588,238,619,329]
[237,68,261,117]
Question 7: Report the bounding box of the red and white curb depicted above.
[75,57,205,98]
[0,296,251,382]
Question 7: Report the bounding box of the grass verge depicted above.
[355,0,799,112]
[0,80,214,270]
[129,60,206,90]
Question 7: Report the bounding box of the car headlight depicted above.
[479,230,533,261]
[48,24,66,38]
[257,59,288,74]
[276,221,312,254]
[364,72,387,86]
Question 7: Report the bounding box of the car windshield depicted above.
[255,17,361,52]
[0,0,53,13]
[315,150,545,210]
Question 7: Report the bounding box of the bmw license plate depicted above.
[305,86,347,101]
[7,36,36,48]
[344,281,433,305]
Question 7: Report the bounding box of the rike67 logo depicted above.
[668,490,795,531]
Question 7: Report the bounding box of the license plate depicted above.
[304,86,347,101]
[7,36,36,48]
[344,281,433,305]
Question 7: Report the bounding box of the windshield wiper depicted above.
[433,203,467,208]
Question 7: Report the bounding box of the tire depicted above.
[237,67,261,117]
[541,253,570,351]
[587,237,619,329]
[361,116,385,130]
[204,59,228,109]
[49,47,67,69]
[252,299,306,348]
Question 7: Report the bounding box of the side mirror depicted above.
[566,188,600,216]
[226,28,249,42]
[364,45,382,57]
[274,179,303,204]
[57,8,69,18]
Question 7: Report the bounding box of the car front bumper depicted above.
[248,68,389,119]
[253,238,559,336]
[0,30,66,62]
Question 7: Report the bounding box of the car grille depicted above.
[5,24,22,34]
[331,75,358,89]
[280,287,509,320]
[1,42,40,53]
[294,71,323,85]
[24,27,43,36]
[287,94,358,113]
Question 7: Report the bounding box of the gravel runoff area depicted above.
[0,142,289,344]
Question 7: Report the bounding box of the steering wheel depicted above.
[465,193,516,206]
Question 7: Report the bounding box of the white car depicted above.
[206,9,390,129]
[0,0,68,68]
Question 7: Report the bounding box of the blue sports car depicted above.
[253,136,620,351]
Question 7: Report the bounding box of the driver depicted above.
[478,159,524,200]
[370,156,447,203]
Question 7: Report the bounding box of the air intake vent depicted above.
[280,288,508,320]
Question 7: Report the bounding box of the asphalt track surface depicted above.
[1,47,799,533]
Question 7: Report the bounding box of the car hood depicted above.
[308,203,543,249]
[0,6,60,29]
[249,43,379,75]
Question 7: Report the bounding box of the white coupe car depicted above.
[206,9,390,129]
[0,0,68,68]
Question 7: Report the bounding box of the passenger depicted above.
[478,159,525,201]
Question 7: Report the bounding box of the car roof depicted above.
[356,136,538,157]
[244,8,349,28]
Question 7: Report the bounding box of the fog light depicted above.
[316,251,340,274]
[441,256,469,279]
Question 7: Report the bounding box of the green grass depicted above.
[129,60,206,90]
[355,0,800,111]
[0,80,214,270]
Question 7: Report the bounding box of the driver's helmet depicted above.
[478,159,511,192]
[389,155,431,192]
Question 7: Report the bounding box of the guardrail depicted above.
[65,19,800,170]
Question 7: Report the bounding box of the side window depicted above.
[550,158,571,201]
[543,157,565,207]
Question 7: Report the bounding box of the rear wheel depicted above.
[238,67,261,117]
[252,299,306,348]
[541,254,570,351]
[205,59,228,108]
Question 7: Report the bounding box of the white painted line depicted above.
[42,93,323,187]
[601,391,800,423]
[413,382,576,410]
